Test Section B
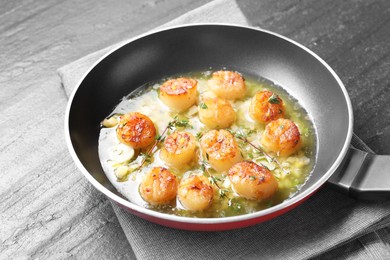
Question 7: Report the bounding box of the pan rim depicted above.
[64,23,353,225]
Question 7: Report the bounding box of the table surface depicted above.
[1,0,389,258]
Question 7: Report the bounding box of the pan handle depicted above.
[327,146,390,200]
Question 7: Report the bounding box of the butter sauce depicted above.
[98,71,316,218]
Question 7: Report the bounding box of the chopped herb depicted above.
[201,160,210,167]
[234,130,247,140]
[196,132,203,141]
[171,116,192,129]
[268,94,280,104]
[155,134,165,142]
[199,102,208,109]
[140,152,152,163]
[226,129,235,135]
[249,176,256,181]
[202,162,229,201]
[175,119,190,128]
[246,128,256,136]
[230,129,287,174]
[200,163,206,172]
[209,175,222,185]
[218,189,229,199]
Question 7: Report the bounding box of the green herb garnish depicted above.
[199,102,208,109]
[229,129,286,173]
[131,116,193,174]
[268,94,280,104]
[168,116,192,129]
[218,189,229,199]
[201,161,229,200]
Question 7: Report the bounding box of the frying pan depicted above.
[65,24,390,231]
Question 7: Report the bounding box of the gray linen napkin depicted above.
[59,0,390,259]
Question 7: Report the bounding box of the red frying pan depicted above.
[65,24,390,231]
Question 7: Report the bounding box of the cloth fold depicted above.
[59,0,390,259]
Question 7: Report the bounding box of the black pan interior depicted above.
[68,25,350,199]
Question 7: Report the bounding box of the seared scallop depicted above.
[249,90,285,124]
[200,129,242,172]
[116,112,156,149]
[159,131,196,168]
[198,94,236,129]
[208,70,246,100]
[178,175,214,211]
[260,118,301,157]
[159,77,198,112]
[139,167,178,205]
[228,161,278,201]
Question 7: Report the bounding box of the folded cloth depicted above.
[59,0,390,259]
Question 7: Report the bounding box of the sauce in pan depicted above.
[98,70,316,218]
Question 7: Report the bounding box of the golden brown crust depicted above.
[163,131,194,154]
[139,167,178,205]
[198,95,236,129]
[159,77,198,112]
[178,175,214,211]
[261,118,301,156]
[208,71,246,100]
[160,77,197,96]
[159,131,197,167]
[228,161,278,200]
[200,129,238,160]
[199,129,243,172]
[249,90,285,124]
[183,175,213,194]
[212,71,243,84]
[229,161,271,183]
[116,112,156,149]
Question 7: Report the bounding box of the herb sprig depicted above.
[201,160,229,199]
[140,116,192,167]
[229,129,286,172]
[126,116,193,176]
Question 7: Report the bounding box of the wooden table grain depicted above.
[1,0,389,259]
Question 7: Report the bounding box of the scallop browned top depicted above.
[163,131,194,154]
[200,129,239,159]
[249,90,285,124]
[160,77,197,96]
[229,161,273,183]
[116,112,156,149]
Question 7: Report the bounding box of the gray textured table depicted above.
[1,0,389,259]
